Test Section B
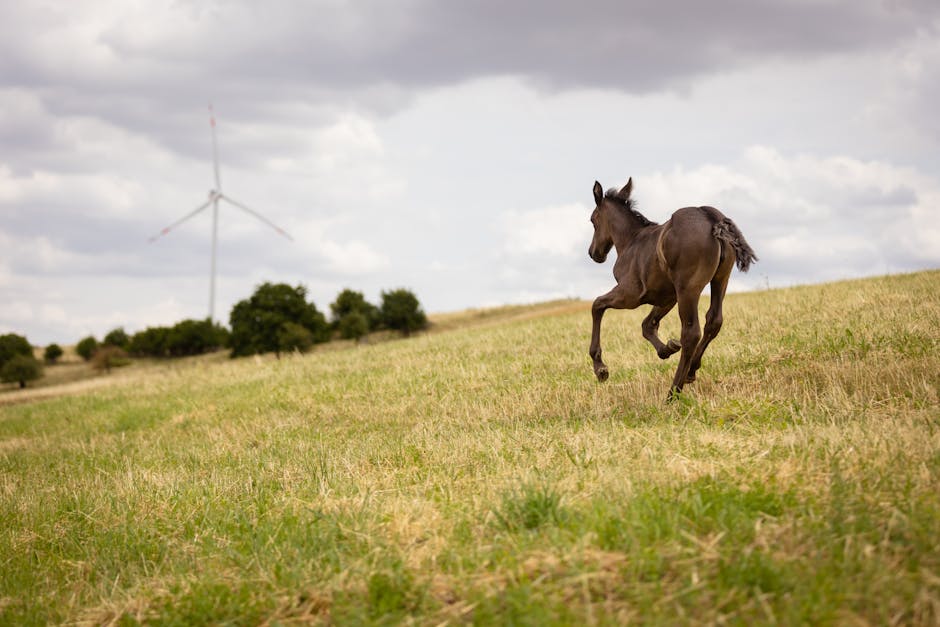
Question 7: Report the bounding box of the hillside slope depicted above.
[1,271,938,624]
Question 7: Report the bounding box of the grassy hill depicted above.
[1,271,938,624]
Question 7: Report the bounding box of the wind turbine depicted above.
[148,105,293,322]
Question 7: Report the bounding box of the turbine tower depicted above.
[149,105,293,322]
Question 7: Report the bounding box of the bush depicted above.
[277,322,314,354]
[129,327,170,357]
[166,319,228,357]
[44,344,64,364]
[103,327,130,349]
[338,310,370,342]
[1,354,43,388]
[330,289,379,332]
[0,333,33,370]
[76,336,98,361]
[92,346,129,373]
[229,283,329,358]
[379,289,428,337]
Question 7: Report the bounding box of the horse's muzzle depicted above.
[589,247,607,264]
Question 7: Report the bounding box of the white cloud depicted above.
[500,203,590,259]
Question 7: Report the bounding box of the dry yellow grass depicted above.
[1,271,938,624]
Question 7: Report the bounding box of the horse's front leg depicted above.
[590,286,634,382]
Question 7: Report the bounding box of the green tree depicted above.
[129,327,170,357]
[338,310,370,342]
[103,327,130,349]
[0,333,33,370]
[277,322,314,354]
[76,336,98,361]
[379,288,428,337]
[1,354,43,388]
[166,319,228,356]
[44,344,64,364]
[229,282,329,357]
[330,289,379,332]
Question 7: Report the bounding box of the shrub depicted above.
[76,336,98,361]
[44,344,64,364]
[0,333,33,370]
[92,346,130,373]
[1,354,43,388]
[379,289,428,337]
[103,327,130,349]
[166,319,228,357]
[129,327,170,357]
[339,310,370,342]
[229,282,329,357]
[330,289,379,332]
[277,322,314,354]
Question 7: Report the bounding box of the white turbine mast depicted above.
[148,104,293,322]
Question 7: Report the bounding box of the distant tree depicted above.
[1,354,43,388]
[379,288,428,337]
[103,327,130,349]
[129,327,170,357]
[92,346,129,373]
[166,319,228,357]
[0,333,33,370]
[76,336,98,361]
[338,310,370,342]
[44,344,64,364]
[229,282,329,357]
[277,322,314,354]
[330,289,379,332]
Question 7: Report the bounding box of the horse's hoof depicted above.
[595,366,609,382]
[685,374,696,384]
[658,340,681,360]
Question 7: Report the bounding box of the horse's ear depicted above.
[593,181,603,205]
[618,177,633,200]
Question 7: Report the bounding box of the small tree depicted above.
[0,333,33,370]
[103,327,130,350]
[1,354,43,388]
[379,288,428,337]
[338,310,370,342]
[129,327,170,357]
[44,344,64,364]
[330,289,379,331]
[166,319,228,356]
[76,336,98,361]
[229,282,329,357]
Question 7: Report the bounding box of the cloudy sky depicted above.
[2,0,939,345]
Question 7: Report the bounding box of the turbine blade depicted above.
[219,194,294,241]
[147,199,213,243]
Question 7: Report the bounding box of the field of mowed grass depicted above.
[1,271,939,625]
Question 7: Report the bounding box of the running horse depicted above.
[587,178,757,399]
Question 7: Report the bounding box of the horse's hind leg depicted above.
[669,289,702,398]
[641,300,680,359]
[686,260,732,384]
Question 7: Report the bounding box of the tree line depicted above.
[2,284,427,388]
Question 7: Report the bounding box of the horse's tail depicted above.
[700,206,758,273]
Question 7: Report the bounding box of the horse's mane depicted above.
[605,188,656,226]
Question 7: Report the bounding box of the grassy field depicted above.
[1,271,938,625]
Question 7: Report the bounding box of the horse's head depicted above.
[588,178,632,263]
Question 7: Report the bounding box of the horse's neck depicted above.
[611,211,648,254]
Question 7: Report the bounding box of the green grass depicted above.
[1,271,939,624]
